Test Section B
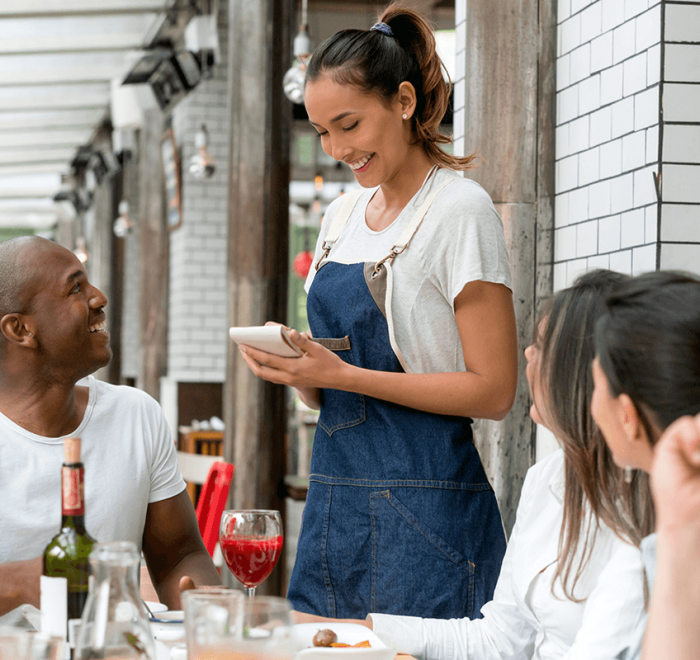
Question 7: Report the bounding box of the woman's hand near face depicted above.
[650,413,700,530]
[642,413,700,660]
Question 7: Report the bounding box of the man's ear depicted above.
[0,313,36,348]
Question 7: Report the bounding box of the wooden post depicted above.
[138,110,169,401]
[223,0,292,595]
[107,167,124,385]
[463,0,556,535]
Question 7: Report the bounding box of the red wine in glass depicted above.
[219,510,283,597]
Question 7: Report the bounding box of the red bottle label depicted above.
[61,467,85,516]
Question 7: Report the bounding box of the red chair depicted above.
[195,461,235,557]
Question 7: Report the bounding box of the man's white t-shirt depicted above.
[0,376,186,563]
[305,168,513,374]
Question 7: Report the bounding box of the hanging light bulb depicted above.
[188,124,216,179]
[314,172,323,192]
[283,0,313,104]
[74,237,88,264]
[113,200,133,238]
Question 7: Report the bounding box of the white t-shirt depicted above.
[305,168,512,374]
[0,376,186,563]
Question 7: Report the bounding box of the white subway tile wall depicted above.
[557,0,700,287]
[555,0,665,288]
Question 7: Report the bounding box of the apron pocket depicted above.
[369,489,476,619]
[316,338,366,437]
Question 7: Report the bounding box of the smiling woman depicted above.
[238,4,518,621]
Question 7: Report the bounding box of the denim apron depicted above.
[287,178,507,620]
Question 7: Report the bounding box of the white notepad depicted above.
[228,325,303,357]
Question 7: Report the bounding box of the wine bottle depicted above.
[41,437,97,658]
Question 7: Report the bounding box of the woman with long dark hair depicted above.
[239,3,517,618]
[591,270,700,660]
[299,271,651,659]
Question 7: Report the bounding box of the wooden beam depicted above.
[137,109,169,400]
[224,0,292,596]
[462,0,556,535]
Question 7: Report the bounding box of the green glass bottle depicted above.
[41,437,97,657]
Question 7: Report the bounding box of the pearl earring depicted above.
[624,466,633,483]
[402,113,408,119]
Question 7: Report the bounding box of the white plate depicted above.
[146,601,168,614]
[293,623,395,660]
[150,610,184,624]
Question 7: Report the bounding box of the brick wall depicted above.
[658,1,700,273]
[168,2,230,384]
[452,0,466,159]
[554,0,661,290]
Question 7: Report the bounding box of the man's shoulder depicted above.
[86,377,163,417]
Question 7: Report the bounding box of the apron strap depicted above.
[373,174,458,374]
[372,175,457,276]
[314,188,366,271]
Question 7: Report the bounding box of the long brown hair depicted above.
[536,270,654,601]
[305,3,477,171]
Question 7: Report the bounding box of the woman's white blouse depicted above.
[370,449,647,660]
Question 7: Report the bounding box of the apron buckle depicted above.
[372,246,405,278]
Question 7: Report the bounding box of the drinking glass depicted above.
[0,630,63,660]
[219,510,283,597]
[28,633,65,660]
[183,591,297,660]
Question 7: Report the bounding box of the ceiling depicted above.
[0,0,448,233]
[0,0,182,231]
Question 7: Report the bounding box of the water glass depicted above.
[183,591,297,660]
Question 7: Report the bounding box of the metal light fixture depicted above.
[113,200,133,238]
[188,124,216,179]
[283,0,313,105]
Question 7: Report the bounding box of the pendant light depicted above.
[283,0,313,104]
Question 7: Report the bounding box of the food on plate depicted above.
[313,629,338,647]
[331,641,372,648]
[312,629,372,649]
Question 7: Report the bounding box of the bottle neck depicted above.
[61,463,86,532]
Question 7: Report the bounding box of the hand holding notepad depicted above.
[229,325,304,358]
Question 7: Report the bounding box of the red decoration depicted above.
[293,250,314,279]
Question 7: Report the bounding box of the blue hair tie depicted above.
[370,22,393,37]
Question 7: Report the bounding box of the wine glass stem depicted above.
[246,586,256,598]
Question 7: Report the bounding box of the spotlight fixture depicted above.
[113,200,133,238]
[283,0,313,105]
[188,124,216,179]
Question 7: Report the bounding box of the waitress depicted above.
[239,4,518,620]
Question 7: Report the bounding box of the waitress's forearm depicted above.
[642,524,700,660]
[338,365,514,420]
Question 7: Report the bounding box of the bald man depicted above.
[0,236,220,620]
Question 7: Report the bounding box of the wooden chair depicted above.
[177,451,234,560]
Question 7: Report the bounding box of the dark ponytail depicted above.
[595,270,700,440]
[305,3,477,170]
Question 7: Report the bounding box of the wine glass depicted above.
[220,510,283,597]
